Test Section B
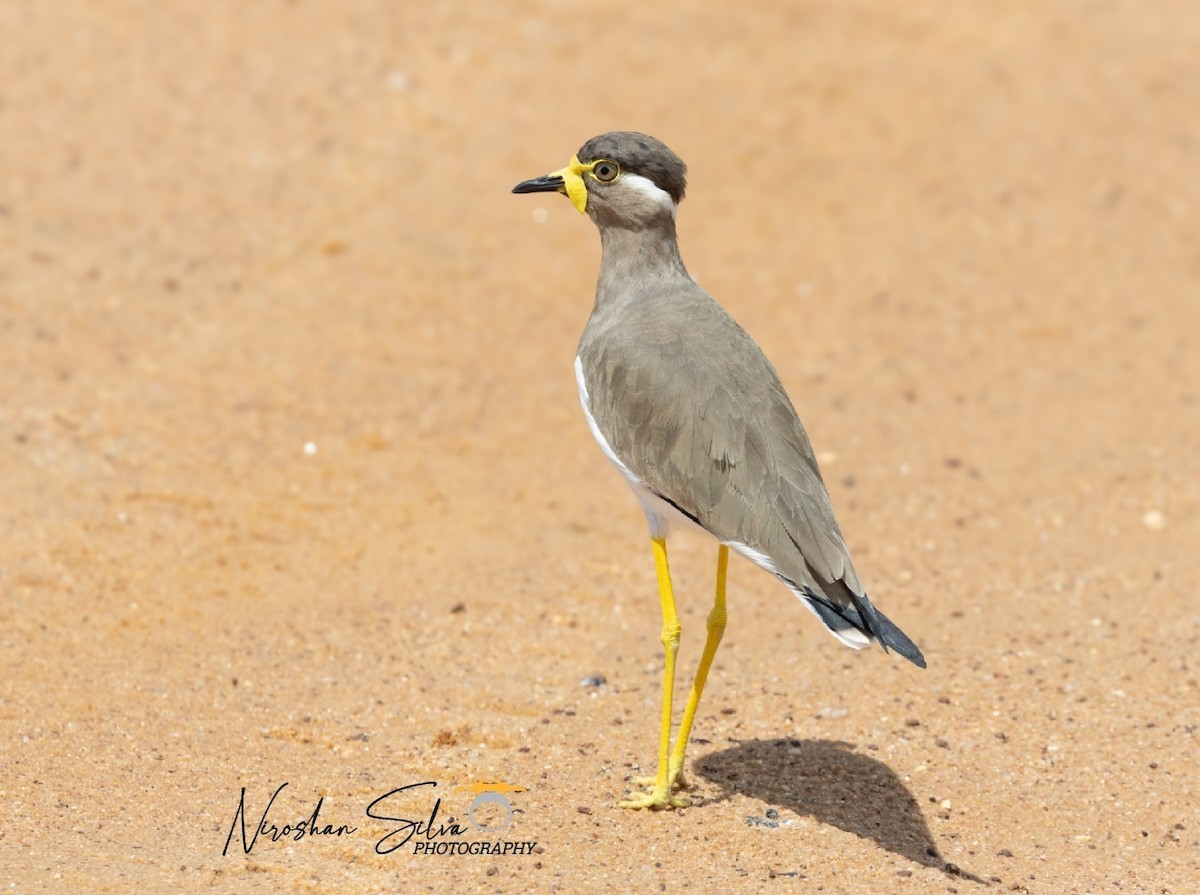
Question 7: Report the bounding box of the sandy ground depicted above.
[2,1,1198,892]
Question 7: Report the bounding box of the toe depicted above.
[617,789,691,810]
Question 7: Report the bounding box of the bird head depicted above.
[513,131,687,227]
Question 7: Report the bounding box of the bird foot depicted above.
[621,765,691,809]
[631,765,689,791]
[618,787,690,810]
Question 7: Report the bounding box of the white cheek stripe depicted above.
[620,173,678,218]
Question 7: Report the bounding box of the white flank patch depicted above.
[727,540,872,650]
[575,356,701,539]
[619,173,678,218]
[725,540,781,576]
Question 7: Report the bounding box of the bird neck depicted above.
[595,220,690,302]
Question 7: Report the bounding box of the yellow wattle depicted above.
[549,155,595,214]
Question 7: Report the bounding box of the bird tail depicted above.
[796,582,927,669]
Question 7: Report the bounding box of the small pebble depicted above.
[303,441,317,456]
[745,814,779,829]
[1143,510,1166,530]
[579,675,606,687]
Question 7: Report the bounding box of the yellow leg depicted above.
[668,543,728,790]
[619,537,689,810]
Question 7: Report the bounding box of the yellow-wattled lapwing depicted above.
[513,132,925,810]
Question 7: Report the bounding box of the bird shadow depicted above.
[695,738,985,883]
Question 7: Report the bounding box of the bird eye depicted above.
[591,160,620,183]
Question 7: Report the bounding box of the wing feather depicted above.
[578,284,923,666]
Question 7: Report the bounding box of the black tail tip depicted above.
[898,643,928,669]
[847,590,927,669]
[876,618,926,668]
